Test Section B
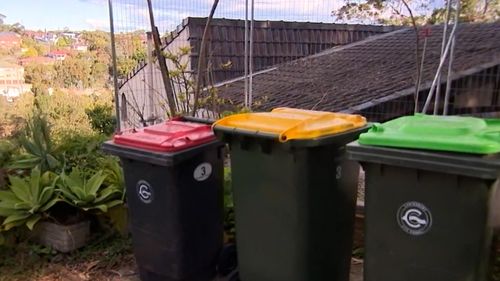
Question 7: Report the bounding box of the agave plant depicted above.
[0,167,59,231]
[98,157,125,201]
[57,168,123,213]
[0,140,17,189]
[0,140,16,168]
[9,112,61,173]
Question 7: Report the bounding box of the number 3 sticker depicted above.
[193,163,212,181]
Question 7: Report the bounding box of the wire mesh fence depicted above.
[109,0,500,129]
[112,0,341,34]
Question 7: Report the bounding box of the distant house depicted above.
[0,32,21,49]
[0,62,31,101]
[118,17,397,128]
[47,50,68,61]
[72,43,88,52]
[35,32,58,43]
[212,22,500,121]
[18,56,56,66]
[24,30,45,38]
[61,32,78,40]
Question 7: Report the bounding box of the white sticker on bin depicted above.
[137,180,153,204]
[397,201,433,236]
[194,163,212,181]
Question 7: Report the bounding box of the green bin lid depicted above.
[358,114,500,154]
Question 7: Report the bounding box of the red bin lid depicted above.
[113,120,216,152]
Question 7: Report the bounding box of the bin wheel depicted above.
[217,243,238,276]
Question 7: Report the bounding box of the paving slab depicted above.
[117,259,364,281]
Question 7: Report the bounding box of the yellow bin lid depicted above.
[213,107,367,142]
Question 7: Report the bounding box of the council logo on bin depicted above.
[397,201,432,236]
[137,180,153,204]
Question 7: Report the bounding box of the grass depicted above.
[0,233,134,281]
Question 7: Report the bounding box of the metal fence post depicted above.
[249,0,255,108]
[108,0,121,132]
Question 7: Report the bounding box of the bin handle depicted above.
[171,137,191,147]
[479,130,500,142]
[169,131,210,147]
[278,113,360,142]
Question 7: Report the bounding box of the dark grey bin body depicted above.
[347,142,500,281]
[215,126,370,281]
[102,141,224,281]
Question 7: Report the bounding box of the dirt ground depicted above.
[102,259,364,281]
[0,234,497,281]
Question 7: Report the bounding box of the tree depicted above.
[116,56,137,78]
[85,104,116,135]
[80,30,115,83]
[0,14,24,34]
[55,36,73,48]
[21,47,38,58]
[76,51,109,88]
[24,63,56,95]
[35,89,93,137]
[21,35,47,56]
[0,22,24,34]
[428,0,499,23]
[80,31,110,54]
[333,0,499,25]
[115,32,147,79]
[54,57,92,89]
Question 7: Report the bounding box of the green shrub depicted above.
[0,140,18,189]
[0,140,16,168]
[57,168,123,213]
[56,133,108,176]
[0,167,59,231]
[36,89,94,138]
[85,104,116,136]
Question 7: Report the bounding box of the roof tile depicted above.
[216,22,500,114]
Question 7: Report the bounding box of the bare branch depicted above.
[311,90,329,110]
[192,0,220,117]
[400,0,422,111]
[125,83,148,127]
[146,0,177,117]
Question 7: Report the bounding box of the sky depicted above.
[1,0,110,31]
[0,0,346,32]
[0,0,441,33]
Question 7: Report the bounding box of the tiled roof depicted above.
[49,50,68,55]
[215,22,500,114]
[119,17,397,88]
[0,31,21,41]
[186,17,398,83]
[18,56,55,66]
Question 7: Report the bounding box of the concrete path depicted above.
[350,260,363,281]
[119,259,364,281]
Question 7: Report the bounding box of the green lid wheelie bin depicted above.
[102,120,224,281]
[213,107,370,281]
[347,114,500,281]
